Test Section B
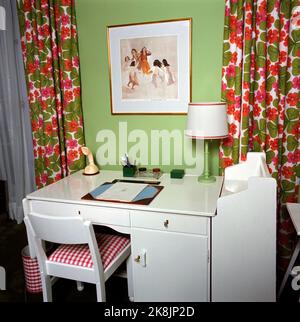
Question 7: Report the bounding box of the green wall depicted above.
[75,0,225,174]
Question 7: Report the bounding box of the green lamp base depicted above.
[198,174,216,183]
[198,139,216,184]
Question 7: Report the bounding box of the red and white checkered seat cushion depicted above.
[48,233,130,270]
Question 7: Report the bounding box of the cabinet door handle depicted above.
[164,219,169,228]
[134,255,141,263]
[134,251,146,267]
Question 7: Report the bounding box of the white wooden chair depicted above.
[24,212,131,302]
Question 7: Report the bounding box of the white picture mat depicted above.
[95,182,148,202]
[108,19,191,114]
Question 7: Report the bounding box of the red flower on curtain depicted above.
[17,0,85,188]
[220,0,300,272]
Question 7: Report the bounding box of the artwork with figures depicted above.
[120,36,178,100]
[107,19,190,114]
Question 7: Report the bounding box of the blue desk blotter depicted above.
[85,181,163,205]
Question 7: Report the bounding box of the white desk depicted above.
[278,203,300,298]
[23,170,223,302]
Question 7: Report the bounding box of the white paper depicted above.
[96,182,148,202]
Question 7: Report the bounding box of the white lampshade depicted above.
[185,102,228,139]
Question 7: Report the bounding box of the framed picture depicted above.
[107,18,191,114]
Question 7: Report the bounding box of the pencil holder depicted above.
[123,165,137,177]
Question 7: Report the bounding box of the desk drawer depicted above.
[130,210,208,235]
[79,205,130,227]
[30,200,130,227]
[30,200,80,217]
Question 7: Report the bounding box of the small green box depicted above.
[170,169,185,179]
[123,165,137,177]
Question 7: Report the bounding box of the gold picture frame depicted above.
[107,18,192,115]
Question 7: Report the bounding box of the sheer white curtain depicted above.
[0,0,35,223]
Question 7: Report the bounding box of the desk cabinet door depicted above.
[131,228,209,302]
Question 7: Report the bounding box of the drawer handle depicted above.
[134,255,141,263]
[164,219,169,228]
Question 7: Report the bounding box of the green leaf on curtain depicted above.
[39,51,48,63]
[257,42,266,56]
[286,108,299,120]
[256,56,265,68]
[267,0,276,11]
[223,51,232,66]
[292,58,300,76]
[260,119,267,130]
[281,154,288,165]
[287,135,298,151]
[235,68,242,95]
[230,2,238,14]
[289,38,295,55]
[63,50,71,60]
[77,136,85,146]
[222,145,231,157]
[296,164,300,178]
[226,75,235,88]
[253,140,262,151]
[74,128,83,139]
[224,27,230,41]
[73,78,80,86]
[282,180,295,192]
[45,169,53,178]
[267,122,278,138]
[244,40,252,53]
[260,32,267,42]
[266,150,275,164]
[241,146,248,156]
[69,159,85,172]
[242,117,249,130]
[64,101,74,112]
[291,29,300,42]
[35,159,44,175]
[65,113,77,122]
[71,68,79,80]
[292,43,300,57]
[266,76,276,91]
[223,43,230,52]
[40,74,49,88]
[65,132,73,140]
[259,20,267,31]
[62,39,72,51]
[274,19,280,30]
[49,136,59,146]
[66,5,72,15]
[281,0,291,19]
[286,120,298,134]
[268,46,279,62]
[271,172,278,181]
[285,81,292,95]
[52,164,60,173]
[273,98,279,108]
[254,71,261,81]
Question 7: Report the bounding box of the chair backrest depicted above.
[24,213,103,279]
[26,213,89,245]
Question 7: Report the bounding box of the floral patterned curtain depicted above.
[17,0,85,189]
[220,0,300,272]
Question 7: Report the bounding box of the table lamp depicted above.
[185,102,228,183]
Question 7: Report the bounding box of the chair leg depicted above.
[126,255,134,301]
[41,274,52,302]
[76,281,84,291]
[96,282,106,302]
